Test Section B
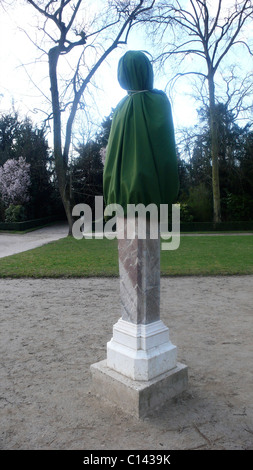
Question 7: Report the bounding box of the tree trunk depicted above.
[49,47,74,235]
[208,73,221,224]
[60,184,74,236]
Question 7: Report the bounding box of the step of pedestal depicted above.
[90,360,188,419]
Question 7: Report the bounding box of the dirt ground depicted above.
[0,275,252,450]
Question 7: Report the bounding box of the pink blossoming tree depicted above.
[0,157,31,206]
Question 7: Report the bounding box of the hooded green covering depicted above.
[103,50,179,217]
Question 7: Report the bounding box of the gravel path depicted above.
[0,275,252,450]
[0,223,68,258]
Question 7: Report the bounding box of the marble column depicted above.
[90,216,188,418]
[118,217,161,325]
[106,217,177,381]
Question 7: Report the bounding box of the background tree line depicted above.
[177,103,253,222]
[2,103,252,225]
[0,113,63,222]
[0,111,110,223]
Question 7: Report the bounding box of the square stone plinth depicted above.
[90,360,188,419]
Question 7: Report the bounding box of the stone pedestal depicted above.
[91,217,188,418]
[91,360,188,419]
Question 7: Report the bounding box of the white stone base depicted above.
[106,318,177,381]
[90,360,188,418]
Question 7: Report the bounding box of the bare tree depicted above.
[26,0,155,233]
[221,67,253,121]
[148,0,253,223]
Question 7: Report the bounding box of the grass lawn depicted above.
[0,235,252,278]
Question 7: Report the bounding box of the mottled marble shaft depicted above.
[117,217,160,325]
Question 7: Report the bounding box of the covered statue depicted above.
[103,50,179,216]
[91,51,188,416]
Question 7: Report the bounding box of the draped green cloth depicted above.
[103,50,179,217]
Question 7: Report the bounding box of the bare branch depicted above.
[171,71,207,87]
[233,39,253,55]
[16,60,51,104]
[27,0,55,20]
[214,9,253,71]
[19,26,48,55]
[208,0,222,38]
[210,1,251,70]
[65,0,82,34]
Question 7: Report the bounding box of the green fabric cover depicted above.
[103,50,179,217]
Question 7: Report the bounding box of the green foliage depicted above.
[13,117,56,218]
[186,183,213,222]
[72,140,104,212]
[0,113,20,164]
[5,204,26,222]
[178,202,194,222]
[178,104,253,222]
[0,198,5,222]
[176,154,192,200]
[223,192,253,221]
[96,110,114,148]
[71,111,113,212]
[0,113,61,220]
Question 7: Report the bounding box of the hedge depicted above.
[180,221,253,232]
[0,215,62,232]
[0,217,253,233]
